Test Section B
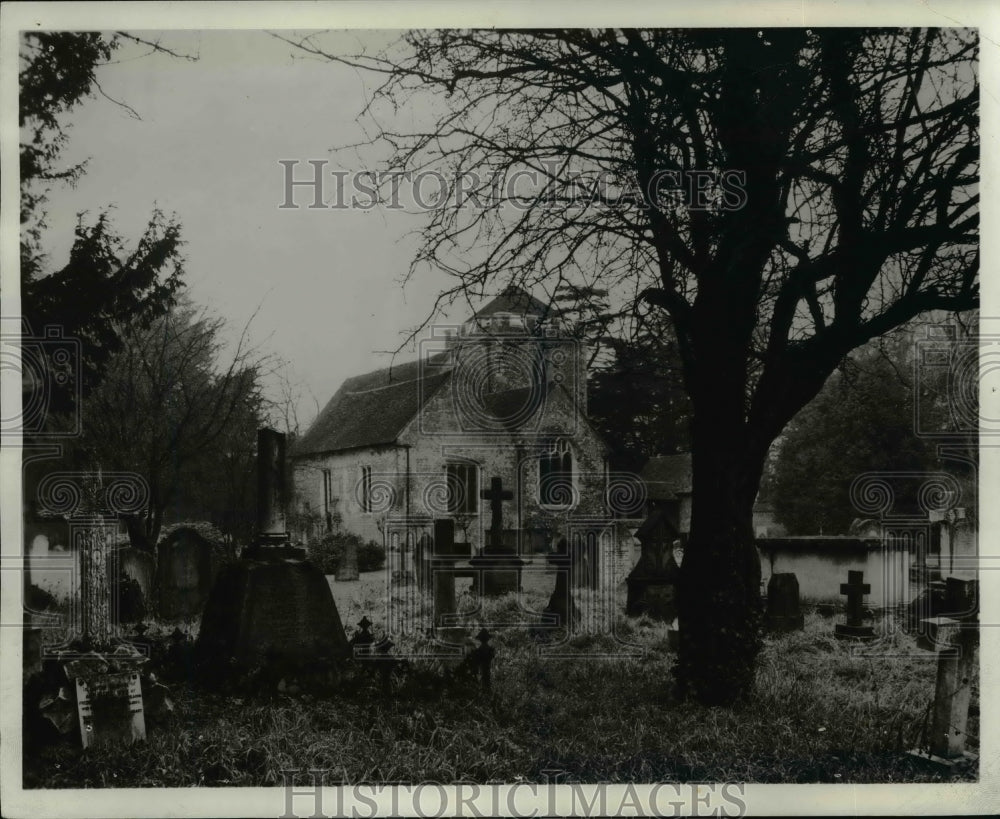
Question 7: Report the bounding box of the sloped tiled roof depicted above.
[471,287,550,320]
[294,357,450,456]
[296,288,563,457]
[640,453,693,500]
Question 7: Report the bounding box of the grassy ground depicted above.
[24,572,977,787]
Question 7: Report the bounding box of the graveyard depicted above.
[12,24,984,811]
[22,587,978,787]
[21,431,979,787]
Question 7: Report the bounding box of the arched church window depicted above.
[539,439,574,507]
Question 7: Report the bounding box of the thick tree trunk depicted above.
[122,514,152,552]
[675,434,765,705]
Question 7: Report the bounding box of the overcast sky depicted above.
[33,29,469,428]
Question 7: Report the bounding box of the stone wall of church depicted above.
[292,370,636,591]
[292,446,407,545]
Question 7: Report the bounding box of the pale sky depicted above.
[32,30,464,428]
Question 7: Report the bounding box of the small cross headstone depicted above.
[834,570,875,640]
[470,477,524,595]
[481,477,513,535]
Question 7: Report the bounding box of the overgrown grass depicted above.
[24,591,977,787]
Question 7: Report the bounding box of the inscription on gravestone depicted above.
[74,671,146,750]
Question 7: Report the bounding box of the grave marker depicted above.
[156,528,220,620]
[542,537,580,632]
[834,569,875,640]
[766,573,804,632]
[197,429,349,678]
[625,507,680,621]
[469,476,524,595]
[910,579,979,767]
[432,519,458,627]
[335,537,359,582]
[65,651,148,750]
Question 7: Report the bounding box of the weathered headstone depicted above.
[625,507,680,621]
[197,429,349,678]
[156,528,220,620]
[431,519,471,630]
[834,569,875,640]
[766,573,804,632]
[335,537,359,582]
[910,579,978,767]
[469,477,524,595]
[112,546,154,622]
[69,661,146,749]
[542,537,580,632]
[916,577,975,650]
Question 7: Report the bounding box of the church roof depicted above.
[296,288,565,457]
[641,453,693,500]
[294,357,451,456]
[470,287,550,320]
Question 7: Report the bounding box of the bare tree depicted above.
[282,28,978,704]
[80,299,266,550]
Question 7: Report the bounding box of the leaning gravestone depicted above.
[66,650,147,749]
[625,507,681,621]
[766,573,804,632]
[156,527,221,620]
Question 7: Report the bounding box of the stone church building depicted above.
[292,288,632,579]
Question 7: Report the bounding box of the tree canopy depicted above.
[279,28,980,703]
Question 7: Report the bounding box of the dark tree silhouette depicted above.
[284,28,979,704]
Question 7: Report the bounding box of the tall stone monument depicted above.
[197,429,349,676]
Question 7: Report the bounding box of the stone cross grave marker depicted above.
[470,476,523,595]
[482,477,513,538]
[834,569,875,640]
